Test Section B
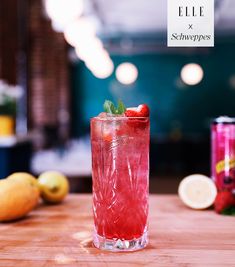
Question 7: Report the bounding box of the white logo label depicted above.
[168,0,214,47]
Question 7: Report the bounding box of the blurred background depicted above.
[0,0,235,193]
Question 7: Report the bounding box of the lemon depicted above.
[38,171,69,204]
[8,172,40,193]
[178,174,217,209]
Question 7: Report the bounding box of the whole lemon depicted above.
[8,172,40,193]
[38,171,69,204]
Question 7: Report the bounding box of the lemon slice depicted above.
[178,174,217,209]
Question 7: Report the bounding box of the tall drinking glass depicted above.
[90,116,149,251]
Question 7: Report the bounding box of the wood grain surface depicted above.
[0,194,234,267]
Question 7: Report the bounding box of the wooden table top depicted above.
[0,194,234,267]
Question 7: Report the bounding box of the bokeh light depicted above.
[115,62,138,85]
[181,63,204,86]
[74,36,114,79]
[88,59,114,79]
[75,37,104,61]
[64,18,96,47]
[45,0,84,31]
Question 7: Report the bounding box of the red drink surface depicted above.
[211,119,235,191]
[91,116,149,240]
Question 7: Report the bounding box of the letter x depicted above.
[188,24,193,29]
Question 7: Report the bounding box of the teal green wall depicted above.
[71,42,235,139]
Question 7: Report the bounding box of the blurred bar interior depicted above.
[0,0,235,193]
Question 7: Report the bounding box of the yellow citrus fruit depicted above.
[178,174,217,209]
[0,179,40,222]
[7,172,40,193]
[38,171,69,204]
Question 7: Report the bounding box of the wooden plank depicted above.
[0,194,234,266]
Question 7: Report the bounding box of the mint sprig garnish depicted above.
[103,100,116,114]
[221,206,235,216]
[103,100,126,115]
[117,100,126,114]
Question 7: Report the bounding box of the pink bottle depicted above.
[211,117,235,192]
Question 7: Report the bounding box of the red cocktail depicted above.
[91,103,149,251]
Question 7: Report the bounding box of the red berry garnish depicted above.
[214,190,235,214]
[125,104,149,117]
[124,104,149,129]
[138,104,149,117]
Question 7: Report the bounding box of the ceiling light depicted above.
[181,63,204,86]
[64,18,96,47]
[85,53,114,79]
[75,38,104,61]
[45,0,84,29]
[115,63,138,85]
[89,60,114,79]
